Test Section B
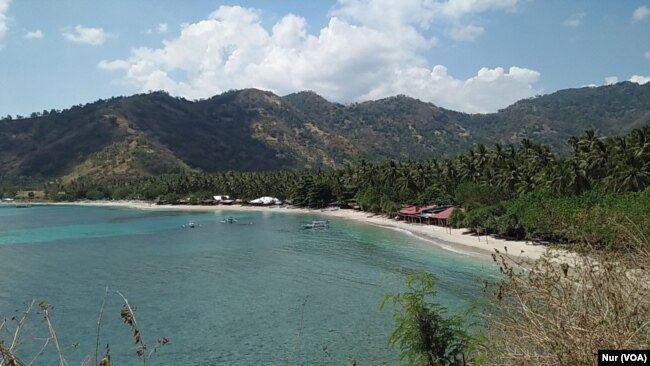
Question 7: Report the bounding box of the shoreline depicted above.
[36,200,550,261]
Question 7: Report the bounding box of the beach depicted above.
[40,201,552,261]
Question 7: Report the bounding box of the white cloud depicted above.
[602,75,649,86]
[364,65,540,113]
[99,4,540,113]
[271,14,307,48]
[63,25,113,45]
[333,0,435,29]
[332,0,517,42]
[97,59,130,71]
[632,6,650,22]
[448,24,484,41]
[438,0,518,18]
[24,29,43,39]
[563,13,584,27]
[0,0,10,41]
[630,75,650,85]
[644,50,650,60]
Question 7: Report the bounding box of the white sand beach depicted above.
[41,200,553,261]
[323,209,549,261]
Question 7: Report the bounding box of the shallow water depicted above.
[0,205,495,365]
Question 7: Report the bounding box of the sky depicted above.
[0,0,648,116]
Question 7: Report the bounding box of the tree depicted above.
[381,272,475,366]
[415,185,454,206]
[86,188,105,200]
[454,182,506,207]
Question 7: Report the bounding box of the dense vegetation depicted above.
[1,82,648,180]
[4,126,642,251]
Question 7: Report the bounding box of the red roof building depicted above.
[429,207,455,226]
[430,207,454,219]
[397,205,457,226]
[398,206,419,215]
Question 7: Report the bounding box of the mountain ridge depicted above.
[0,81,648,181]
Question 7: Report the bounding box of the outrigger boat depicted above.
[302,220,329,229]
[221,217,238,224]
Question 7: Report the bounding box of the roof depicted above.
[418,205,438,213]
[399,205,439,215]
[430,207,454,219]
[399,206,418,215]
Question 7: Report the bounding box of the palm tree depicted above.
[496,165,521,193]
[566,159,591,194]
[606,151,650,192]
[458,155,481,183]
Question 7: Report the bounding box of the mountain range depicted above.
[1,81,648,181]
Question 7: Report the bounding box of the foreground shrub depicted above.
[381,272,479,366]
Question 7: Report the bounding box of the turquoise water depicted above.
[0,205,494,365]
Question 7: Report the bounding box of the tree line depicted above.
[23,125,649,250]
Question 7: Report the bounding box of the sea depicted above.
[0,205,496,365]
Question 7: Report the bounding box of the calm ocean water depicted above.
[0,205,495,365]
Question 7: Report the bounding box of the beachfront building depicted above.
[397,206,418,222]
[429,207,455,227]
[397,205,437,223]
[397,205,456,227]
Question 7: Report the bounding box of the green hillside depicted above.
[0,82,648,180]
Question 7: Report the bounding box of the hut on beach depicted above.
[397,205,438,223]
[398,205,456,226]
[429,207,455,226]
[398,206,419,222]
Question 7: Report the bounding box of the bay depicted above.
[0,205,495,365]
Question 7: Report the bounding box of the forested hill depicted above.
[0,81,648,180]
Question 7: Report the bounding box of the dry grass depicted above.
[0,300,34,366]
[0,290,168,366]
[483,230,650,365]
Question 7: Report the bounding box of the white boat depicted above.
[221,217,238,224]
[183,221,196,228]
[302,220,329,229]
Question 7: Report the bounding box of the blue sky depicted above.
[0,0,648,116]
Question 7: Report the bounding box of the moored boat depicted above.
[302,220,329,229]
[221,217,238,224]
